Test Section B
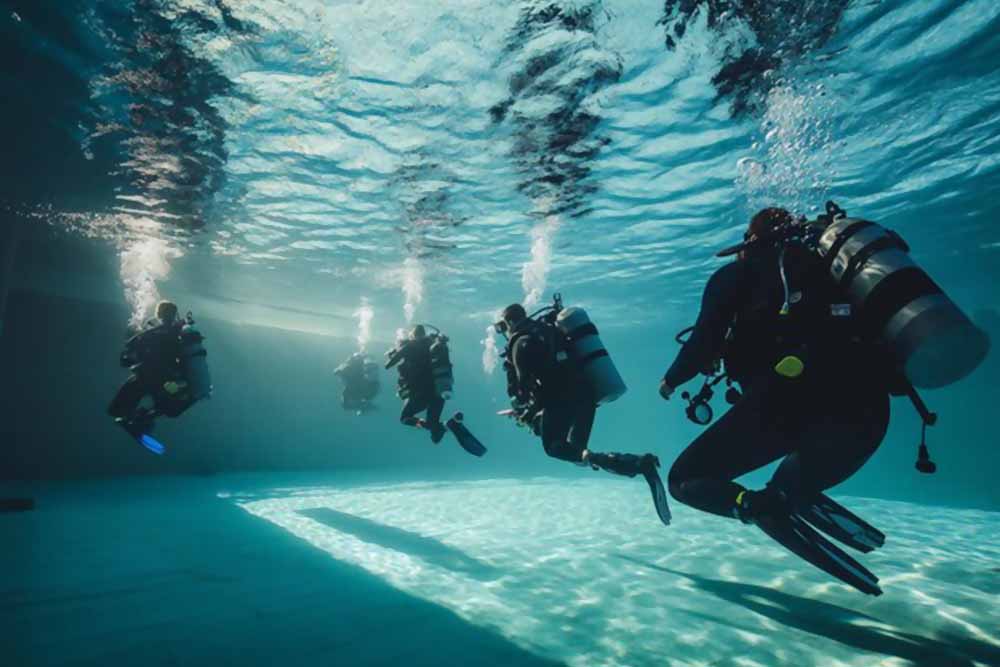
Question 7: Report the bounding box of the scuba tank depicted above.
[179,314,212,400]
[362,357,380,385]
[362,358,381,400]
[555,307,627,405]
[816,212,989,389]
[429,334,454,397]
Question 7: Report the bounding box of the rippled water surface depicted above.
[6,0,999,333]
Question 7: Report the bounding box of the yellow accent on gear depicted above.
[774,355,805,378]
[163,380,188,395]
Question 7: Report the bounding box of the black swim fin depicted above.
[446,413,487,457]
[796,493,885,554]
[641,456,671,526]
[755,512,883,596]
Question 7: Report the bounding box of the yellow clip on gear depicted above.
[163,380,188,395]
[774,355,805,378]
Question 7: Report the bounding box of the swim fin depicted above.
[116,411,164,455]
[138,434,166,456]
[754,512,883,596]
[796,493,885,553]
[641,456,671,526]
[446,413,487,457]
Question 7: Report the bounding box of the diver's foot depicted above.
[639,456,671,526]
[430,422,447,444]
[735,487,791,525]
[639,454,660,476]
[116,415,153,439]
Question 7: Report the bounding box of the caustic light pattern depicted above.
[238,478,1000,667]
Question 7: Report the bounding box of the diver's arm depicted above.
[384,343,406,370]
[662,263,743,391]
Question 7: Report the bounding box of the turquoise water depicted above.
[3,1,999,665]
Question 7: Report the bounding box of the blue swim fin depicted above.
[139,434,166,455]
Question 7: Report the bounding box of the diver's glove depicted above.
[510,400,541,430]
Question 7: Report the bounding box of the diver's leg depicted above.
[426,395,447,442]
[157,394,195,419]
[540,401,584,463]
[427,394,445,427]
[667,382,799,518]
[770,389,890,501]
[400,396,428,426]
[569,402,658,477]
[107,375,145,420]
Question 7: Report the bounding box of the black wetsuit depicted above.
[108,319,186,421]
[390,338,445,429]
[507,320,651,479]
[509,323,595,462]
[664,250,891,518]
[336,356,378,409]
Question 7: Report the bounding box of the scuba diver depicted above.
[385,325,486,456]
[108,300,212,453]
[334,351,380,414]
[660,203,989,595]
[497,296,672,526]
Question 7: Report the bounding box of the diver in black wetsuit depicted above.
[660,208,891,519]
[501,303,670,524]
[658,208,894,594]
[385,325,448,443]
[108,300,197,438]
[334,352,379,413]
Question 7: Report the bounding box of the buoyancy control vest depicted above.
[389,331,453,400]
[121,313,212,410]
[505,302,627,406]
[722,246,877,386]
[717,202,988,391]
[710,201,990,473]
[121,319,181,371]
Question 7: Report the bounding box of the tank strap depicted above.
[821,220,873,267]
[579,349,609,364]
[565,322,599,342]
[837,232,910,287]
